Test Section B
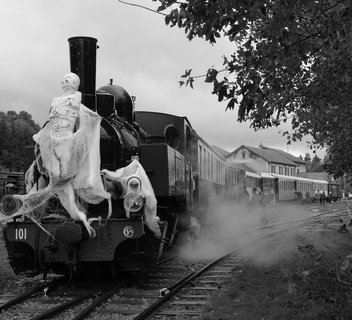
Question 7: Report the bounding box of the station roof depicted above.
[227,145,306,166]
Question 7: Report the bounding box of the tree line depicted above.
[302,153,324,173]
[0,111,40,172]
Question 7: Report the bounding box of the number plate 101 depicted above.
[15,228,27,240]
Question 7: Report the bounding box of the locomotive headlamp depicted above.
[127,177,141,191]
[0,195,22,216]
[123,192,145,213]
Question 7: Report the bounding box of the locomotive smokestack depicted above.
[68,36,97,111]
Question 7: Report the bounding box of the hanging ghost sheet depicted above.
[0,73,111,238]
[102,160,161,238]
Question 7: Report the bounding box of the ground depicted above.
[1,202,352,319]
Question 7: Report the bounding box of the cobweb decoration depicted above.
[14,188,56,218]
[1,187,59,238]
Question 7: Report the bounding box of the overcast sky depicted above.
[0,0,322,158]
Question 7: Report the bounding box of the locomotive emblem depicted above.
[123,226,134,238]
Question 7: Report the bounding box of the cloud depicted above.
[0,0,321,158]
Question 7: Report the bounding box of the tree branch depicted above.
[118,0,167,16]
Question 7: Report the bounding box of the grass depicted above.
[200,213,352,320]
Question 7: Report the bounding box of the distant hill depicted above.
[211,145,230,157]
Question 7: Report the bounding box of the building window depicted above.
[242,150,245,159]
[207,151,210,179]
[271,165,276,173]
[279,167,283,175]
[203,149,206,179]
[211,155,213,181]
[199,145,203,178]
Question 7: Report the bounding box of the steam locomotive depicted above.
[0,37,243,277]
[1,37,341,279]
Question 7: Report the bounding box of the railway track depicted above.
[0,276,129,320]
[0,203,350,320]
[0,257,217,319]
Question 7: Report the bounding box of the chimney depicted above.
[68,36,98,111]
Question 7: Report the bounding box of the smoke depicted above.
[179,197,320,267]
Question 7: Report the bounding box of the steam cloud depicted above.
[178,197,328,267]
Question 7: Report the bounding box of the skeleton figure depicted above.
[26,73,111,237]
[34,73,85,179]
[102,160,161,238]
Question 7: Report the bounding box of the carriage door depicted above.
[185,125,195,208]
[185,161,193,207]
